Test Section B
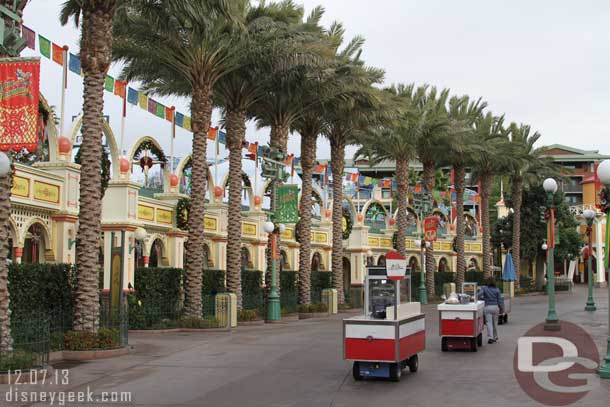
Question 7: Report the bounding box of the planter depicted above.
[0,366,54,385]
[298,312,330,320]
[62,347,129,361]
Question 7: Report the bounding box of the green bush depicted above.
[134,267,183,306]
[237,309,260,322]
[202,269,226,295]
[178,316,219,329]
[297,303,328,313]
[280,271,298,312]
[97,328,120,349]
[0,350,38,372]
[63,328,121,351]
[412,271,455,300]
[464,271,485,285]
[311,271,332,302]
[242,270,263,311]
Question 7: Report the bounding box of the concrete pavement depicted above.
[1,285,609,407]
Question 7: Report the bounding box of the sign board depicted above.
[423,216,439,242]
[0,58,40,152]
[386,251,407,281]
[274,184,299,223]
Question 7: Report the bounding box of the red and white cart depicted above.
[438,290,485,352]
[343,256,425,381]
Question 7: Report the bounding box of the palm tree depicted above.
[61,0,119,331]
[354,84,415,258]
[445,95,486,287]
[507,123,542,288]
[471,113,507,278]
[322,42,384,304]
[112,0,239,317]
[412,86,452,298]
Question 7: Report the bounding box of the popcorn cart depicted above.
[437,283,485,352]
[343,252,426,381]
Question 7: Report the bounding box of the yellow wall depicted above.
[582,182,596,207]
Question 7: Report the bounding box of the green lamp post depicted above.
[596,159,610,379]
[543,177,560,331]
[583,209,597,312]
[412,192,431,305]
[416,237,427,305]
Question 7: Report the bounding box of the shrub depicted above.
[97,328,120,349]
[0,350,38,372]
[242,270,264,311]
[297,303,328,313]
[202,269,226,295]
[178,316,219,329]
[63,331,98,351]
[237,309,260,322]
[311,272,332,302]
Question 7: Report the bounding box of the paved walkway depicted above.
[1,285,609,407]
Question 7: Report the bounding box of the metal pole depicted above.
[267,180,281,321]
[544,196,559,331]
[598,209,610,378]
[585,220,596,311]
[418,212,427,304]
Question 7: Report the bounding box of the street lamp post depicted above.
[415,238,427,304]
[583,209,597,312]
[596,160,610,379]
[543,178,560,331]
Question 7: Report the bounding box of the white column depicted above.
[595,219,606,286]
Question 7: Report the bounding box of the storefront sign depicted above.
[386,251,407,281]
[33,180,59,203]
[0,58,41,152]
[204,216,217,231]
[242,222,257,236]
[314,232,328,243]
[11,175,29,197]
[156,208,172,224]
[137,204,155,221]
[274,184,299,223]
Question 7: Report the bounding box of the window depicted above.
[381,189,392,199]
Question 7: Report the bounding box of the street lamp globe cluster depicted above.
[597,160,610,379]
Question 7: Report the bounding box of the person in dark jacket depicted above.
[478,277,504,344]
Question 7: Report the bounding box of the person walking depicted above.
[478,277,504,344]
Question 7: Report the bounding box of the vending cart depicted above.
[438,283,484,352]
[343,255,425,382]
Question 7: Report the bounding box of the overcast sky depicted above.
[21,0,610,169]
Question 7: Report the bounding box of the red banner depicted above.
[0,58,40,152]
[423,216,439,242]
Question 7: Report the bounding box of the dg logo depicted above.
[513,321,600,406]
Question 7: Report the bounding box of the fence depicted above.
[0,315,50,373]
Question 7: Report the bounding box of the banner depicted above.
[0,58,41,152]
[423,216,439,242]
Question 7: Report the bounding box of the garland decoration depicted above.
[176,197,190,230]
[342,207,353,240]
[74,146,111,197]
[133,140,167,168]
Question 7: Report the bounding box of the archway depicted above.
[203,243,212,269]
[223,172,253,210]
[438,257,450,273]
[364,201,388,233]
[311,252,324,272]
[22,222,49,264]
[241,246,252,270]
[343,257,351,290]
[408,256,419,272]
[433,210,448,237]
[464,214,478,239]
[128,136,168,190]
[69,113,120,177]
[280,250,289,272]
[468,257,479,272]
[149,238,164,268]
[377,255,386,267]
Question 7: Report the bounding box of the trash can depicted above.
[322,288,338,314]
[215,293,237,328]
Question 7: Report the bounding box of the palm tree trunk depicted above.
[73,5,115,331]
[454,165,466,288]
[511,177,523,289]
[184,86,212,317]
[480,172,493,278]
[395,158,409,257]
[297,132,317,305]
[330,134,346,304]
[422,161,436,298]
[225,110,246,310]
[0,170,13,352]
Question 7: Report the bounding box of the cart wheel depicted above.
[389,363,402,382]
[477,333,483,347]
[471,337,478,352]
[441,337,448,352]
[352,362,363,381]
[408,355,419,373]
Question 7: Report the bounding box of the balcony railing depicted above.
[569,204,597,217]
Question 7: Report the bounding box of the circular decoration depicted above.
[214,186,223,198]
[388,217,396,226]
[57,136,71,154]
[357,213,364,223]
[139,156,154,171]
[254,195,262,206]
[169,173,179,187]
[600,188,610,214]
[342,207,353,240]
[176,197,190,230]
[132,140,167,166]
[119,157,130,173]
[325,208,332,218]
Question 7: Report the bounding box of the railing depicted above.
[569,204,597,217]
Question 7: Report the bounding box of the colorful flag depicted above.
[52,43,64,65]
[246,142,258,160]
[218,130,226,144]
[68,53,81,74]
[165,106,173,122]
[175,112,184,127]
[38,35,50,58]
[147,98,157,114]
[156,102,165,118]
[138,92,148,110]
[127,88,138,105]
[104,75,114,92]
[208,127,218,141]
[183,116,191,131]
[22,26,36,50]
[257,145,265,158]
[114,80,127,98]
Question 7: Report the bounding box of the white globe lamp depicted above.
[263,221,275,234]
[598,160,610,185]
[134,227,147,241]
[583,209,596,221]
[541,243,548,251]
[0,152,11,176]
[543,178,558,194]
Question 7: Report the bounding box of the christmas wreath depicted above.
[342,207,353,240]
[74,146,111,197]
[133,140,167,168]
[600,187,610,214]
[176,197,190,230]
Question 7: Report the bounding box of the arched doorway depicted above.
[438,257,449,272]
[468,258,479,272]
[23,223,47,264]
[408,256,419,272]
[377,255,386,267]
[366,256,375,266]
[280,249,289,272]
[149,239,163,268]
[241,247,252,270]
[135,239,145,268]
[203,243,212,269]
[343,257,351,290]
[311,252,323,272]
